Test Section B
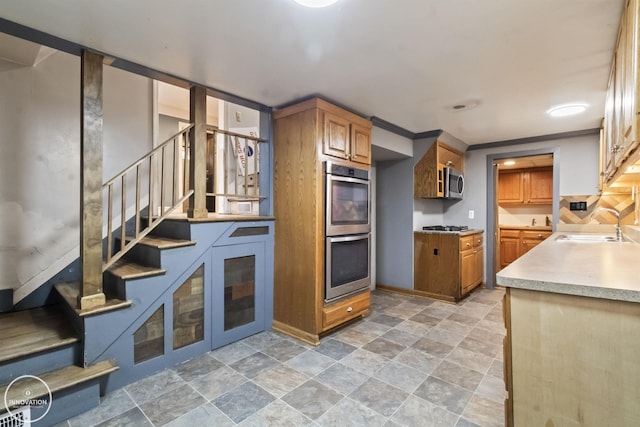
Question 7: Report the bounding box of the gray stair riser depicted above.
[102,272,128,301]
[0,344,81,384]
[25,381,100,427]
[115,237,162,268]
[148,219,191,240]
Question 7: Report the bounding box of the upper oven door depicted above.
[326,173,371,236]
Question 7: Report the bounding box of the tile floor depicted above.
[59,287,506,427]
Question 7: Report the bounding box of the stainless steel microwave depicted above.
[444,167,464,199]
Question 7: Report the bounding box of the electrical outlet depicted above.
[569,201,587,211]
[235,111,242,122]
[468,210,475,219]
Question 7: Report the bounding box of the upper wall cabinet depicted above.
[498,167,553,205]
[414,141,464,198]
[601,0,640,186]
[322,106,371,165]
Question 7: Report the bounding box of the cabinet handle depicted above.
[538,234,543,238]
[477,239,481,244]
[347,306,353,312]
[466,242,471,247]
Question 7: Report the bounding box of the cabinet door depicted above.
[500,236,520,269]
[322,111,350,160]
[498,171,524,204]
[211,242,265,349]
[520,231,551,256]
[526,169,553,204]
[474,247,484,286]
[461,248,476,294]
[350,123,371,165]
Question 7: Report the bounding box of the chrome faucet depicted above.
[591,207,623,241]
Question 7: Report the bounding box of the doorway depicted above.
[485,148,560,287]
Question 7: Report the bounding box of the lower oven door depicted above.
[325,233,371,302]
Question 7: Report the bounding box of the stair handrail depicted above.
[205,126,268,206]
[103,124,194,271]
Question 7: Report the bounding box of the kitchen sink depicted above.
[554,234,628,243]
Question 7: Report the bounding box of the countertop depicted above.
[499,225,552,231]
[415,229,484,236]
[496,231,640,303]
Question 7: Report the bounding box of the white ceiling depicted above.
[0,0,624,145]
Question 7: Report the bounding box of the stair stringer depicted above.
[81,221,235,365]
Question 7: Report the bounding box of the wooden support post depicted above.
[188,85,208,218]
[79,50,106,309]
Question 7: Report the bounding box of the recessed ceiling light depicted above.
[293,0,339,7]
[449,100,480,111]
[503,160,516,166]
[547,103,588,117]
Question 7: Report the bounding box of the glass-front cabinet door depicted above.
[211,242,266,349]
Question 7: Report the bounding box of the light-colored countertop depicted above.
[415,229,484,236]
[496,230,640,303]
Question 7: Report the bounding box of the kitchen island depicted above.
[496,231,640,426]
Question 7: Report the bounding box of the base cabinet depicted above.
[499,227,551,269]
[503,288,640,426]
[414,231,484,302]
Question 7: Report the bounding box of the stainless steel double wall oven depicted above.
[324,161,371,302]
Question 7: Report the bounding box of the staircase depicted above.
[0,306,117,427]
[0,125,269,425]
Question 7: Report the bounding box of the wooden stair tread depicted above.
[0,306,79,363]
[55,282,132,317]
[107,259,166,280]
[0,360,118,413]
[126,235,196,249]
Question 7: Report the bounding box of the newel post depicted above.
[79,50,106,309]
[188,85,208,218]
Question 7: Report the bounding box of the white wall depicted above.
[0,50,153,301]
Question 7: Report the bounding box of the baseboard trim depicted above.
[375,284,457,303]
[272,320,320,346]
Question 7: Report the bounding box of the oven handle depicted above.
[327,233,370,243]
[327,174,370,185]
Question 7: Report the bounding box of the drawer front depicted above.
[460,236,474,251]
[323,291,370,330]
[473,233,484,248]
[521,230,552,241]
[500,229,521,238]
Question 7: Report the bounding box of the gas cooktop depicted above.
[422,225,469,232]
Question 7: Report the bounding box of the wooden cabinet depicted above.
[499,229,521,269]
[414,230,484,302]
[503,288,640,426]
[497,170,524,204]
[499,227,552,269]
[322,291,370,331]
[322,109,371,165]
[498,167,552,205]
[414,141,464,198]
[272,98,372,345]
[461,234,484,295]
[601,0,640,186]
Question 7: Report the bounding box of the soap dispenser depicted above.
[545,215,551,226]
